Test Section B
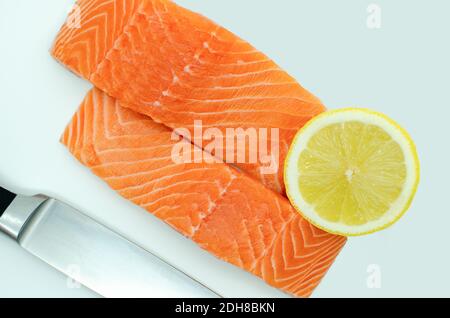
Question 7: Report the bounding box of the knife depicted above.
[0,186,219,298]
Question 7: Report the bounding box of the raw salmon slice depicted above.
[62,88,346,297]
[52,0,326,194]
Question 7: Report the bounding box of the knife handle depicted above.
[0,187,16,217]
[0,192,48,240]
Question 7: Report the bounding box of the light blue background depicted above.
[178,0,450,297]
[0,0,449,297]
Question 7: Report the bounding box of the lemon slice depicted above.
[284,108,420,236]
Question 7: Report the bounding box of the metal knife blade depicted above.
[0,187,219,298]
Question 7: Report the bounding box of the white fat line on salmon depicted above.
[171,120,280,175]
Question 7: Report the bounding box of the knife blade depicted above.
[0,186,219,298]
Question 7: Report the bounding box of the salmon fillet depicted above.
[62,88,345,297]
[52,0,326,194]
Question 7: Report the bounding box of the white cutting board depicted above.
[4,0,450,299]
[0,0,290,298]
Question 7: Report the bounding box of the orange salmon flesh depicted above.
[62,88,346,297]
[52,0,326,194]
[53,0,346,297]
